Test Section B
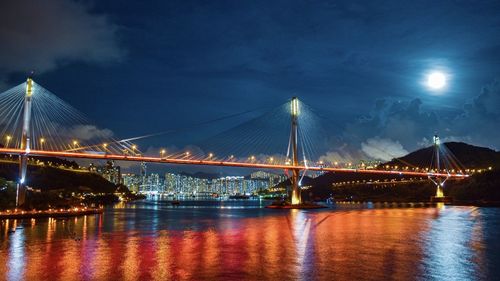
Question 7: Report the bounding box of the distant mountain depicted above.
[383,142,500,169]
[279,142,500,201]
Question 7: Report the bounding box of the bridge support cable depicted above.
[0,78,126,207]
[196,102,290,163]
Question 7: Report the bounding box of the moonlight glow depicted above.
[426,72,447,90]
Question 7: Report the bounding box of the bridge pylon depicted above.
[16,77,34,208]
[429,135,450,203]
[290,97,301,205]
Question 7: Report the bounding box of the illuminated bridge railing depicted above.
[0,148,469,179]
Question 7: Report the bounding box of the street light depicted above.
[72,140,79,149]
[208,153,214,159]
[160,149,166,158]
[40,138,45,149]
[5,135,11,147]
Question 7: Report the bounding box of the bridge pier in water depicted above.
[16,77,34,208]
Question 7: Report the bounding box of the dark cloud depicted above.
[450,79,500,149]
[320,78,500,163]
[0,0,123,81]
[343,98,439,149]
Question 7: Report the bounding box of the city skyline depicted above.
[89,159,287,195]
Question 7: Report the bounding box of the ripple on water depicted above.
[0,202,499,281]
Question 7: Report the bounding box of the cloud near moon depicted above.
[317,78,500,163]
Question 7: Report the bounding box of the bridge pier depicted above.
[16,77,34,208]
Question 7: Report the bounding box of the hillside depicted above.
[383,142,500,169]
[0,161,116,193]
[308,172,414,197]
[275,142,500,202]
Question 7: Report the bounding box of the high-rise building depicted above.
[88,160,121,185]
[250,171,286,188]
[122,173,141,192]
[140,161,147,189]
[124,171,281,195]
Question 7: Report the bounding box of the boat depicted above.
[171,200,180,205]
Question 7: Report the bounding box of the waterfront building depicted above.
[122,173,141,192]
[122,171,287,195]
[88,160,122,185]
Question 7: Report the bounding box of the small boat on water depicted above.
[171,200,180,205]
[326,196,335,205]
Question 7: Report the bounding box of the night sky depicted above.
[1,0,500,171]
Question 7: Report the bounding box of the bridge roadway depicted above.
[0,148,469,179]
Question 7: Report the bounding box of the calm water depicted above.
[1,200,499,281]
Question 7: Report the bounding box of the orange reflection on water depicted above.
[0,206,491,281]
[122,234,140,281]
[153,232,171,281]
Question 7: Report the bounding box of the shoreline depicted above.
[266,203,327,209]
[333,200,500,208]
[0,207,103,219]
[1,200,498,219]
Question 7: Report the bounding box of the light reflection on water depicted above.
[0,201,499,281]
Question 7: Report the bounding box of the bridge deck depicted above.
[0,148,468,179]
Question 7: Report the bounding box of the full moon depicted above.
[427,71,446,90]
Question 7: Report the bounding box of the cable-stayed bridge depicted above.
[0,78,469,207]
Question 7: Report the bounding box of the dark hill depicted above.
[383,142,500,169]
[0,161,116,193]
[307,172,414,199]
[0,152,79,169]
[298,142,500,201]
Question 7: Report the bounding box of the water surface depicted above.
[1,200,499,281]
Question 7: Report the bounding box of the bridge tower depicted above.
[290,97,301,205]
[17,77,34,207]
[429,135,449,202]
